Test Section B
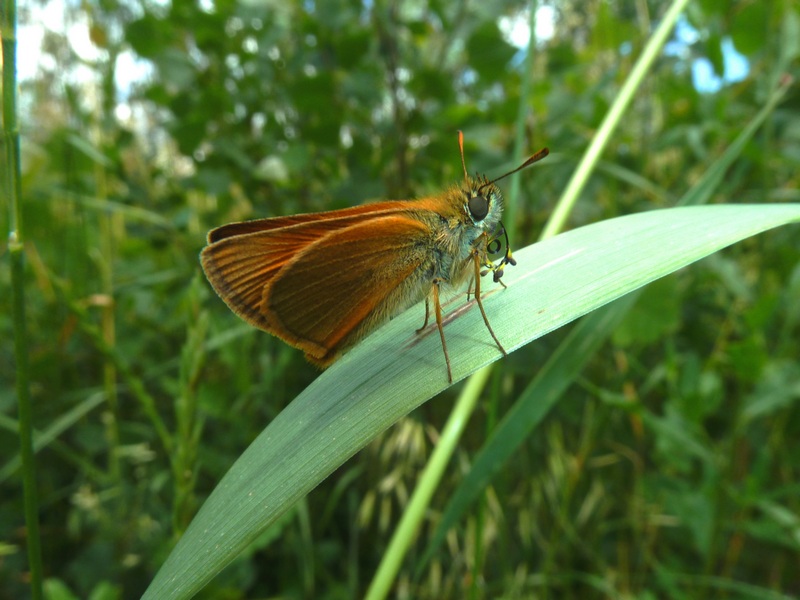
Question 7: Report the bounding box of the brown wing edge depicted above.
[207,200,415,243]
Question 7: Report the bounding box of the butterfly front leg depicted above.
[471,250,507,358]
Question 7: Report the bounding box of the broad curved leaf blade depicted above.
[144,203,800,599]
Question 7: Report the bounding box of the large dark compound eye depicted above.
[468,194,489,221]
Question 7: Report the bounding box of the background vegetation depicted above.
[3,0,799,598]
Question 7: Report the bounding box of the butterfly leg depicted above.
[472,252,507,357]
[432,280,453,384]
[416,299,431,334]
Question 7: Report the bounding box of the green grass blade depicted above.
[0,391,106,483]
[540,0,691,239]
[677,78,791,208]
[364,366,493,600]
[4,0,44,595]
[143,203,800,599]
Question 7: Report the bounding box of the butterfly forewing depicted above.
[264,215,434,365]
[202,227,329,330]
[201,201,419,329]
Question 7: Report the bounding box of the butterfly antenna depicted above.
[457,130,469,182]
[478,147,550,193]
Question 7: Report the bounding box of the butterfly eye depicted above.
[468,195,489,221]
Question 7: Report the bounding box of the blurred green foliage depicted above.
[2,0,799,598]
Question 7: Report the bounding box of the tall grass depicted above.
[4,0,44,596]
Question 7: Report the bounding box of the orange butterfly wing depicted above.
[201,203,436,364]
[263,215,434,364]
